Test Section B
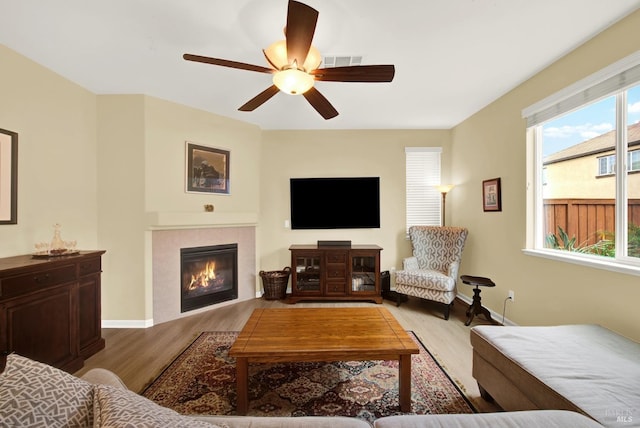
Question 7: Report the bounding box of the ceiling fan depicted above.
[183,0,395,120]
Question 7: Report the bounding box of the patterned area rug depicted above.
[142,331,475,424]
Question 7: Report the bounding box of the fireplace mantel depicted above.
[146,211,258,230]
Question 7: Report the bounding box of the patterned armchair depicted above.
[395,226,468,320]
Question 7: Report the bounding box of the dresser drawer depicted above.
[79,258,102,276]
[1,265,76,299]
[326,282,346,294]
[327,252,347,263]
[326,267,346,279]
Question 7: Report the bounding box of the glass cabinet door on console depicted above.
[292,252,322,294]
[350,250,380,297]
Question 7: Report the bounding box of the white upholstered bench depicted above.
[471,324,640,428]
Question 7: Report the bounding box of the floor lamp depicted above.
[436,185,454,226]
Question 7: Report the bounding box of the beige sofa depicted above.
[471,324,640,428]
[0,352,604,427]
[0,353,368,428]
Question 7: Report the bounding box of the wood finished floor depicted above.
[74,297,500,413]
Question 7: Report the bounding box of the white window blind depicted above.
[523,51,640,126]
[405,147,442,231]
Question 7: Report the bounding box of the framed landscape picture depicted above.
[0,128,18,224]
[482,177,501,212]
[186,142,230,194]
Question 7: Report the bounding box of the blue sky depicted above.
[542,85,640,157]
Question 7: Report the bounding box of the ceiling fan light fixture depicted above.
[273,68,314,95]
[265,40,322,72]
[302,46,322,71]
[264,40,289,69]
[183,0,394,119]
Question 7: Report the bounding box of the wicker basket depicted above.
[260,267,291,300]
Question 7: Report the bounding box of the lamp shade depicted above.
[436,184,454,194]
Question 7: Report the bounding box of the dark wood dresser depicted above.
[0,250,106,373]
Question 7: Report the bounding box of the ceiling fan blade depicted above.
[303,87,338,120]
[183,54,274,74]
[312,65,396,82]
[238,85,280,112]
[286,0,318,67]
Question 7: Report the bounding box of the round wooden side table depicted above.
[460,275,495,326]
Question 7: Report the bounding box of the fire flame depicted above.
[188,261,217,290]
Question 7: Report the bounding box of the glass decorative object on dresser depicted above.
[34,223,78,257]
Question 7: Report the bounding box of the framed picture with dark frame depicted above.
[482,177,501,212]
[185,142,230,194]
[0,128,18,224]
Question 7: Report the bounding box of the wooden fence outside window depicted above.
[544,199,640,246]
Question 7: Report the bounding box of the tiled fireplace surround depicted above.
[151,221,256,325]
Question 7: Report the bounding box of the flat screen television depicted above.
[290,177,380,229]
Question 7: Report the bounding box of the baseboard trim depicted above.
[101,297,515,328]
[102,319,154,329]
[455,294,517,326]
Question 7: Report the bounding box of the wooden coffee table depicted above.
[228,307,420,414]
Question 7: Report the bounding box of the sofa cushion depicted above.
[193,416,372,428]
[395,269,455,291]
[373,410,604,428]
[93,383,228,428]
[0,353,94,427]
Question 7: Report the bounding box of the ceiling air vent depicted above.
[321,55,363,68]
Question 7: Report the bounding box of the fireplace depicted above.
[180,243,238,313]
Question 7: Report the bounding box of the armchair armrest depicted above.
[403,256,419,270]
[448,260,460,279]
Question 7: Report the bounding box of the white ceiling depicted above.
[2,0,640,130]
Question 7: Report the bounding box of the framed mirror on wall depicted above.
[0,128,17,224]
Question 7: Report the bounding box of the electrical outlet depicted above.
[508,290,515,302]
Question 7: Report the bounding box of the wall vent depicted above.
[321,55,363,68]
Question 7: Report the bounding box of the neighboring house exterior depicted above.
[542,122,640,246]
[543,122,640,199]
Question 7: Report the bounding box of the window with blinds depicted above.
[523,49,640,268]
[405,147,442,232]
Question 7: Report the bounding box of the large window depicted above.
[524,51,640,271]
[405,147,442,232]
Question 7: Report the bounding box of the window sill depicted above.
[522,249,640,277]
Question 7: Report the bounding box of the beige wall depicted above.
[259,130,452,276]
[143,97,262,215]
[96,95,147,321]
[451,9,640,340]
[0,45,99,257]
[97,95,262,322]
